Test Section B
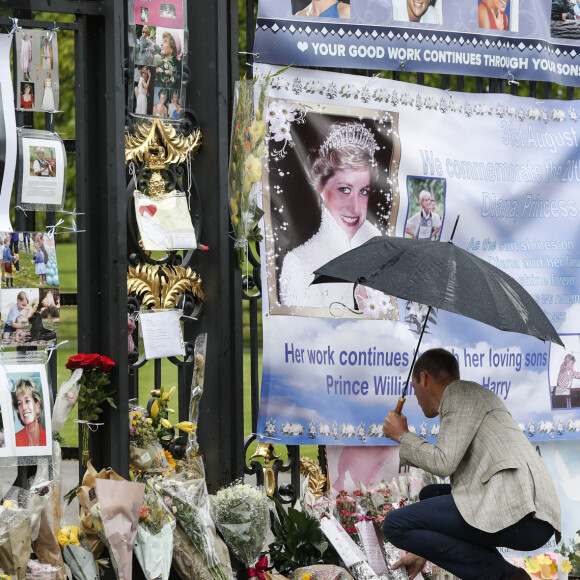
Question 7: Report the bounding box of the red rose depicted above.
[99,356,115,373]
[65,354,86,370]
[82,354,101,369]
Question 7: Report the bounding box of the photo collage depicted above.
[132,0,185,119]
[15,30,60,113]
[0,231,59,347]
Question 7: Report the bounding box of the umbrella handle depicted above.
[395,397,405,415]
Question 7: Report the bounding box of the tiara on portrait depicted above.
[319,123,377,159]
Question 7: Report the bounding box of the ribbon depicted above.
[248,556,269,580]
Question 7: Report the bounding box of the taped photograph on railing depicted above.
[0,363,52,457]
[17,129,66,212]
[129,0,187,120]
[0,287,59,347]
[14,29,60,112]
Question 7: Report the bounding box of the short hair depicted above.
[562,354,576,370]
[12,378,43,425]
[142,25,150,33]
[36,147,45,154]
[412,348,460,384]
[419,190,431,203]
[307,122,378,192]
[17,291,29,304]
[162,31,177,55]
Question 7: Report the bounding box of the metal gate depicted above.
[1,0,240,492]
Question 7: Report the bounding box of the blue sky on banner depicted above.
[254,0,580,86]
[256,64,580,446]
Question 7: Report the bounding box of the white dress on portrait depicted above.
[42,43,52,69]
[279,206,381,308]
[136,78,148,115]
[41,78,55,111]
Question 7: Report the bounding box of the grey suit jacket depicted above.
[400,380,561,540]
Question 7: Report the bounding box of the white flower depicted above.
[430,424,439,437]
[527,106,541,121]
[408,301,429,321]
[569,107,578,122]
[360,294,380,318]
[518,423,526,432]
[264,418,276,436]
[267,101,283,122]
[269,117,292,143]
[507,105,517,117]
[377,292,394,314]
[551,109,566,122]
[408,425,417,434]
[277,102,296,123]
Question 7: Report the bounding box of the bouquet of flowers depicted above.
[129,403,170,474]
[65,354,116,467]
[90,479,145,580]
[57,526,98,580]
[335,491,358,540]
[0,498,33,580]
[524,553,559,579]
[134,481,176,580]
[185,334,207,459]
[154,475,230,580]
[147,385,197,461]
[228,74,270,267]
[210,482,271,572]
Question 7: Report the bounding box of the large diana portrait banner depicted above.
[256,64,580,446]
[254,0,580,86]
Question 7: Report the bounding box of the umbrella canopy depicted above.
[312,236,564,347]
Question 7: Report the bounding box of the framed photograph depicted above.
[0,363,52,457]
[17,129,66,211]
[0,287,59,347]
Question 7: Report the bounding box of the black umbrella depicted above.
[312,218,564,411]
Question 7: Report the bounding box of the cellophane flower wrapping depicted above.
[129,402,169,474]
[134,481,176,580]
[228,76,271,266]
[91,479,145,580]
[185,334,207,458]
[28,475,66,580]
[0,495,33,580]
[210,482,271,569]
[58,526,99,580]
[153,475,230,580]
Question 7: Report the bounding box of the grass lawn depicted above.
[55,242,319,463]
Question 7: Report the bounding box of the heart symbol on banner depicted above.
[297,41,308,52]
[139,204,157,217]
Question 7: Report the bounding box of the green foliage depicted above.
[78,368,117,421]
[267,497,340,576]
[555,533,580,576]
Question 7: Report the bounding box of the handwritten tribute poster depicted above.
[256,64,580,446]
